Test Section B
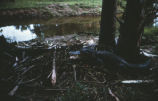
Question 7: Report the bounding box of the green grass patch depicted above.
[0,0,101,9]
[144,27,158,36]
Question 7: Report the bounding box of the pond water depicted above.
[0,16,157,43]
[153,17,158,27]
[0,16,100,42]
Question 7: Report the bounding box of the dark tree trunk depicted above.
[117,0,145,61]
[99,0,117,50]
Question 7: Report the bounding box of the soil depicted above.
[0,4,101,20]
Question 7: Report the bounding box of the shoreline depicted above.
[0,4,101,20]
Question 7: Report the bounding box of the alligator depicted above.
[69,47,152,69]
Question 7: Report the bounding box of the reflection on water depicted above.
[0,16,100,42]
[153,17,158,27]
[0,25,37,42]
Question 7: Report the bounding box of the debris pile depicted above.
[0,36,158,101]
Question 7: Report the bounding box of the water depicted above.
[0,16,157,43]
[0,25,37,42]
[0,16,100,42]
[153,16,158,27]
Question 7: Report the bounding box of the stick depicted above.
[21,65,35,75]
[3,52,13,58]
[44,89,66,91]
[8,85,19,96]
[12,56,19,67]
[79,80,106,84]
[21,75,41,84]
[73,65,77,81]
[8,80,22,96]
[51,47,56,86]
[108,88,120,101]
[121,80,154,84]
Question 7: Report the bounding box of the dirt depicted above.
[0,4,101,20]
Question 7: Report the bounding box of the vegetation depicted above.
[0,0,101,9]
[144,27,158,36]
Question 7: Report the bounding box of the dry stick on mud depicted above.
[48,48,57,86]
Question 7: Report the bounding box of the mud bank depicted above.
[0,4,101,20]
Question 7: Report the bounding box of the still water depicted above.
[0,16,157,42]
[0,16,100,42]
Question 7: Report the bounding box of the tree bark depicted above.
[99,0,117,50]
[117,0,145,61]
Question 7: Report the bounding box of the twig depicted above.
[12,56,19,67]
[51,48,57,86]
[79,80,106,84]
[114,16,124,25]
[108,88,120,101]
[150,66,158,70]
[73,65,77,81]
[87,72,99,82]
[47,71,52,79]
[3,52,13,58]
[21,65,35,75]
[121,80,154,84]
[8,85,19,96]
[44,89,67,91]
[21,75,41,84]
[19,56,29,64]
[32,55,44,62]
[8,80,22,96]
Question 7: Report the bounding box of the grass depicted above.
[144,26,158,36]
[0,0,102,9]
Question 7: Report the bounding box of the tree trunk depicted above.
[99,0,117,50]
[117,0,145,61]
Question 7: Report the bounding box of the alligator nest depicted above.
[0,44,158,101]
